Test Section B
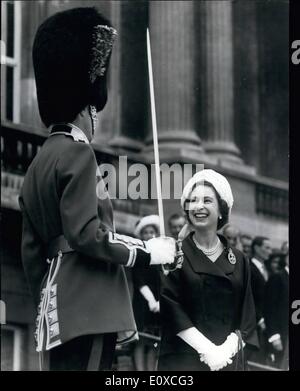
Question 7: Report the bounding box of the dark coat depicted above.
[19,131,151,352]
[264,269,289,345]
[250,259,267,323]
[132,266,160,333]
[158,234,258,371]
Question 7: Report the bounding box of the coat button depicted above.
[49,302,53,310]
[50,328,54,337]
[48,315,52,323]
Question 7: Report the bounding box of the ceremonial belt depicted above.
[37,236,74,357]
[47,235,74,259]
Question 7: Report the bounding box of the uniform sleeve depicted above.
[239,257,259,349]
[57,142,150,268]
[19,197,48,306]
[159,269,194,336]
[264,274,282,339]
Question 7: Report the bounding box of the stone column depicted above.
[143,0,203,159]
[232,0,260,170]
[201,0,242,162]
[108,1,149,152]
[94,0,123,145]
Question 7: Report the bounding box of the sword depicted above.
[146,29,183,275]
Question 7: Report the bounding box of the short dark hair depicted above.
[251,236,269,254]
[183,181,229,230]
[240,233,252,241]
[265,250,286,272]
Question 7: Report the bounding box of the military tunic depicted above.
[19,128,151,353]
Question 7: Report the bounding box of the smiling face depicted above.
[187,185,220,232]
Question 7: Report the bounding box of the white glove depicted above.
[177,327,215,353]
[148,299,160,313]
[145,236,176,265]
[177,327,233,371]
[201,332,244,371]
[199,346,233,371]
[219,332,240,358]
[140,286,160,313]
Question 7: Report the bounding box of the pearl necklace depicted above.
[193,235,222,256]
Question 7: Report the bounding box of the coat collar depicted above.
[182,233,236,278]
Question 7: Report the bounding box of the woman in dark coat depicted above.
[158,169,259,371]
[132,215,161,371]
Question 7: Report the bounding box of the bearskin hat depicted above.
[32,7,117,127]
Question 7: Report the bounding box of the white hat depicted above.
[181,169,234,212]
[134,215,160,238]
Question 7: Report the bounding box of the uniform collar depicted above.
[182,233,236,278]
[50,123,90,144]
[66,123,90,144]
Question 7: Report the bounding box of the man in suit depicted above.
[20,7,176,371]
[240,234,253,259]
[249,236,272,364]
[264,252,289,369]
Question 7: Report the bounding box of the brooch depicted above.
[228,248,236,265]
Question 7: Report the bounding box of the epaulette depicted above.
[49,124,89,144]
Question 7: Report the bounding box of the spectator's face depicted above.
[224,227,238,247]
[141,226,158,241]
[241,237,252,257]
[169,217,186,239]
[255,239,272,261]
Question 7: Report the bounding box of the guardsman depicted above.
[19,7,176,371]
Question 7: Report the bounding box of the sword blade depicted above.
[146,28,165,237]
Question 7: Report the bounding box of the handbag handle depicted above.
[235,329,246,371]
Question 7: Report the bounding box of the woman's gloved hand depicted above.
[219,332,240,359]
[139,286,160,313]
[199,346,233,371]
[200,332,244,371]
[145,236,176,265]
[148,298,160,313]
[177,327,232,371]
